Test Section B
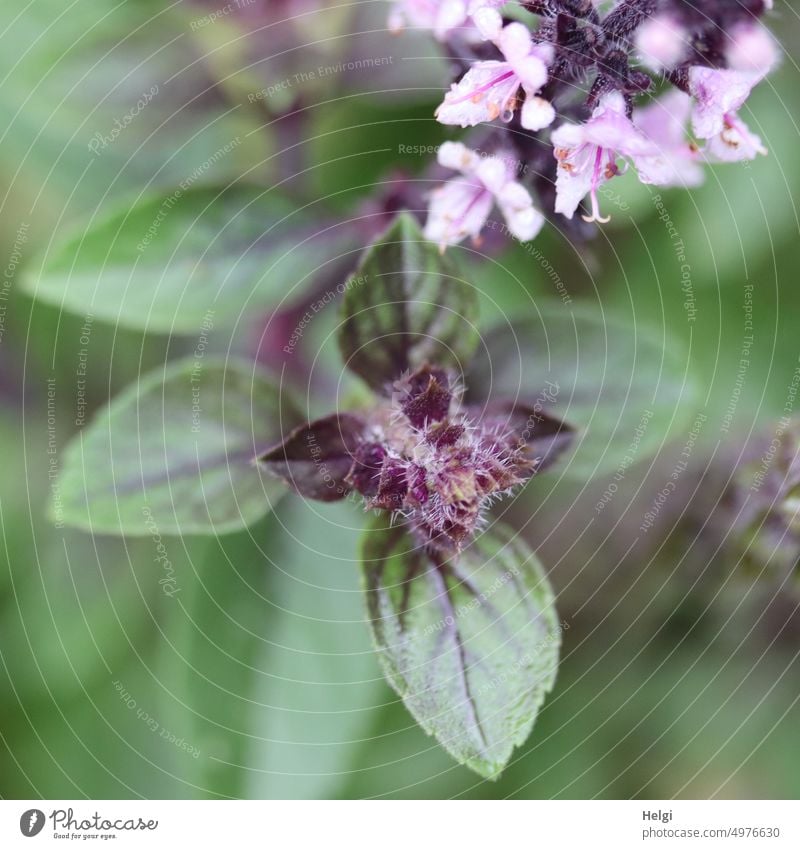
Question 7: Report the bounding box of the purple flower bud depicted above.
[397,364,453,428]
[371,458,409,511]
[352,364,573,551]
[346,442,387,498]
[264,355,574,552]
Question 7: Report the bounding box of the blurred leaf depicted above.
[0,0,267,227]
[339,213,479,393]
[23,185,356,334]
[154,525,277,798]
[362,516,560,779]
[0,532,158,707]
[54,357,302,536]
[245,501,384,799]
[157,501,383,799]
[468,303,700,479]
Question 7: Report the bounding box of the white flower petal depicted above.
[553,156,595,219]
[435,61,519,127]
[438,140,477,173]
[512,55,549,94]
[475,156,510,193]
[689,66,761,139]
[497,22,533,62]
[496,181,544,242]
[472,6,502,41]
[705,115,767,162]
[424,177,493,247]
[521,95,555,131]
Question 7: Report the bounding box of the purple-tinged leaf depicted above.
[260,413,366,502]
[361,517,561,779]
[338,213,479,394]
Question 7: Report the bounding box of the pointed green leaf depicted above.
[339,213,480,392]
[361,516,561,779]
[54,357,301,536]
[23,184,355,333]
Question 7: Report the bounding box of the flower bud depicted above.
[726,22,779,75]
[727,419,800,580]
[634,14,688,73]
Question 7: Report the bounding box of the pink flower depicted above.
[705,114,768,163]
[634,14,688,72]
[388,0,506,41]
[551,93,660,222]
[632,91,705,188]
[688,66,768,162]
[424,141,544,248]
[726,22,779,76]
[435,22,555,130]
[388,0,469,40]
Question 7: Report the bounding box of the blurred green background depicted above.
[1,0,799,799]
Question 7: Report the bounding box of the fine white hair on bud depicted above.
[345,364,555,552]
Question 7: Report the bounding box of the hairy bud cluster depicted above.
[261,361,573,554]
[346,365,536,551]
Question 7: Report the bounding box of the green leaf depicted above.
[156,501,384,799]
[0,532,160,707]
[338,213,480,393]
[468,302,701,479]
[154,523,278,798]
[361,517,561,779]
[245,501,385,800]
[22,184,355,334]
[54,357,301,536]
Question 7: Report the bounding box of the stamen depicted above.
[581,146,611,224]
[442,69,516,107]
